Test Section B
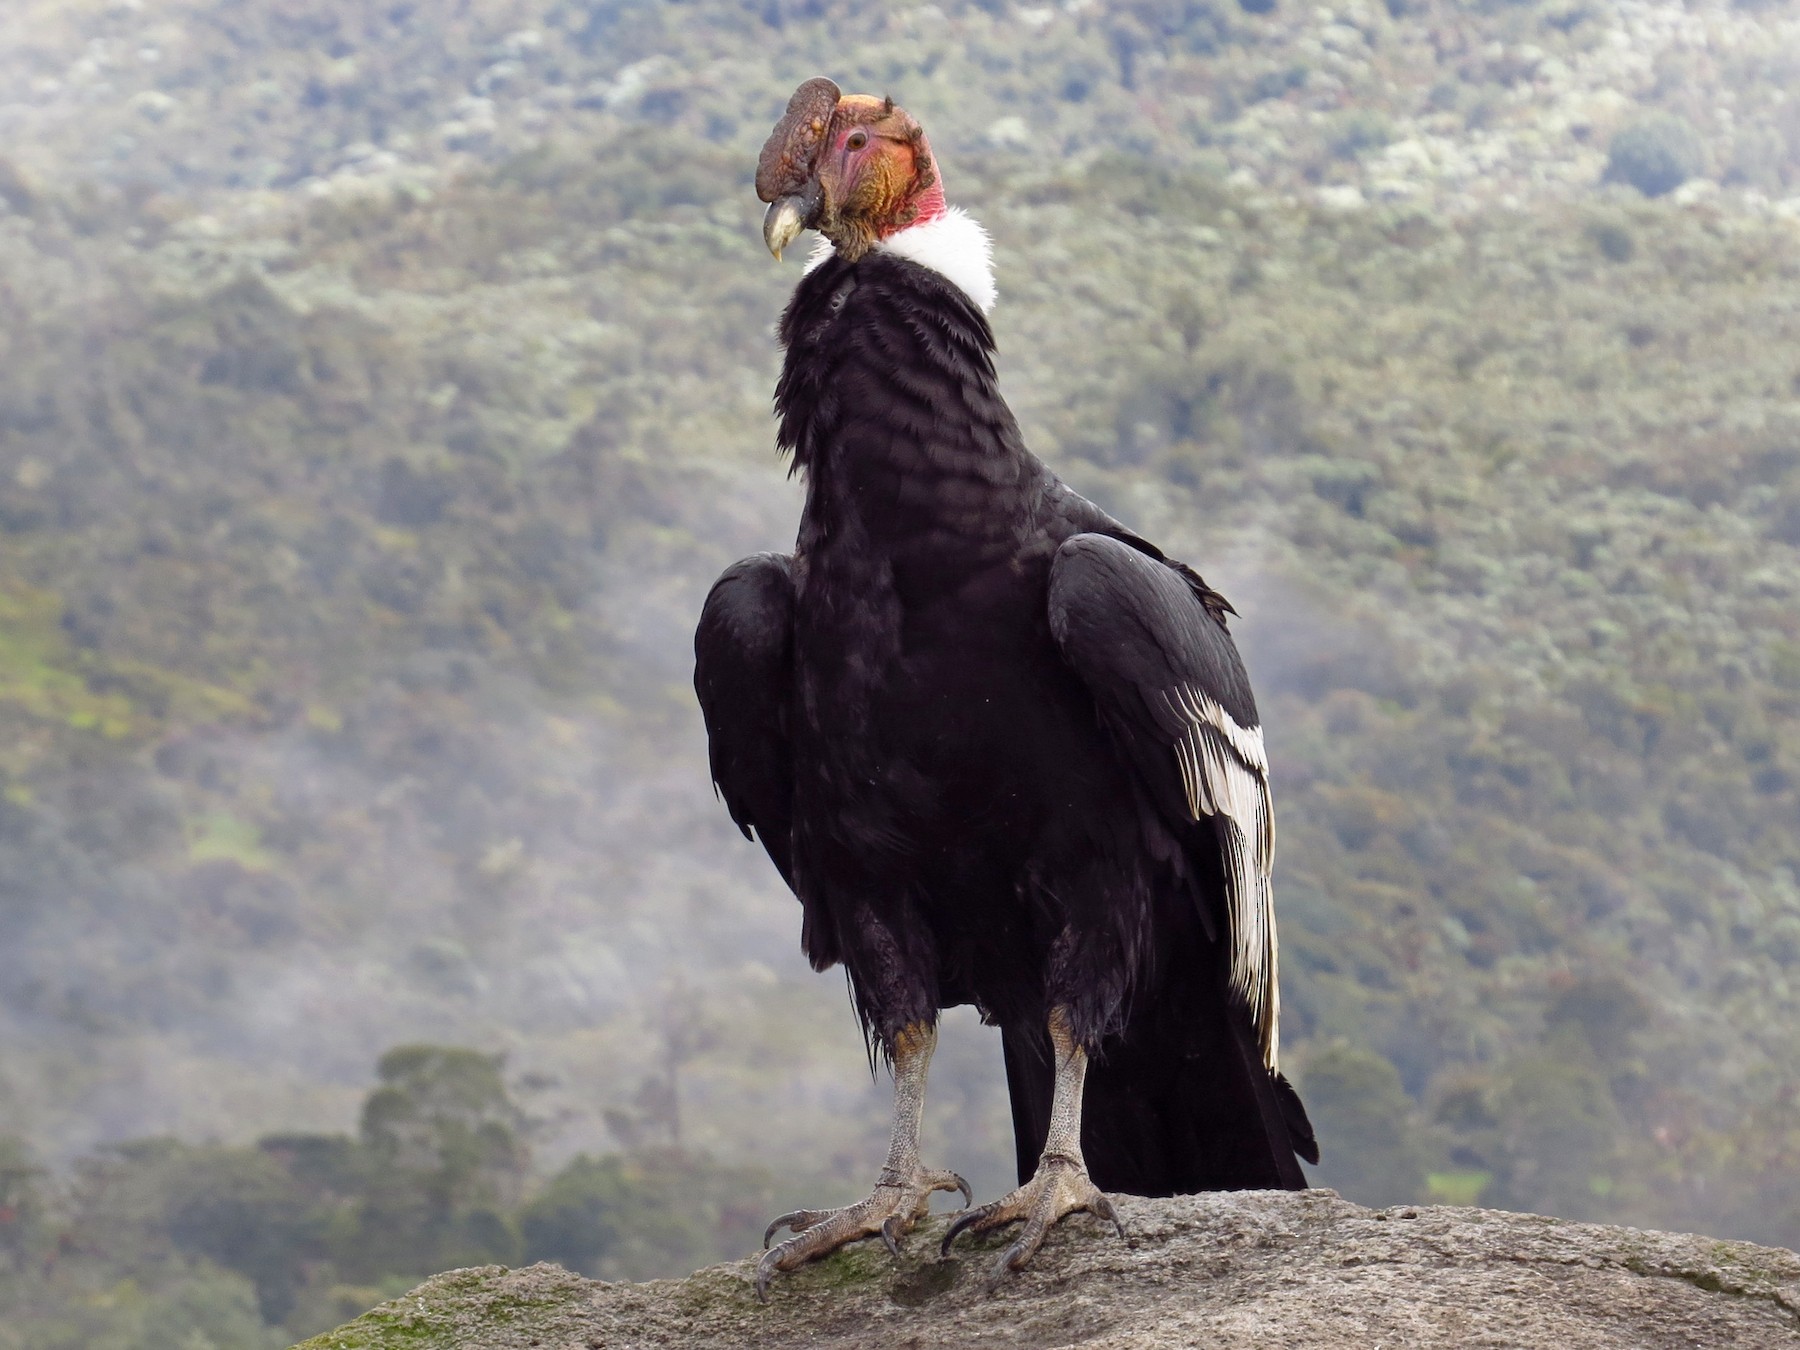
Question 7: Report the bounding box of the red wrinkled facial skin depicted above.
[813,96,936,261]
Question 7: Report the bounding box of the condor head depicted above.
[756,77,942,264]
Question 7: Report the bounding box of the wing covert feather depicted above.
[1047,533,1282,1071]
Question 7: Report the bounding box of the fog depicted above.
[0,0,1797,1340]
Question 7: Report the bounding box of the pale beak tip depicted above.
[763,196,807,261]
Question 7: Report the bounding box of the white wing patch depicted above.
[1165,685,1281,1072]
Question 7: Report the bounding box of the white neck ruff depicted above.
[805,207,996,313]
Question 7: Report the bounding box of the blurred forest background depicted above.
[0,0,1798,1343]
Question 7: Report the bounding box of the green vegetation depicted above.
[1298,1045,1426,1206]
[1606,115,1707,198]
[0,1046,767,1344]
[0,0,1798,1344]
[520,1148,775,1283]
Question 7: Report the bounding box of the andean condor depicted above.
[694,78,1318,1297]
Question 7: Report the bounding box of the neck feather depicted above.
[877,208,997,313]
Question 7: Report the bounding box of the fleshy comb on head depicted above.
[756,77,842,204]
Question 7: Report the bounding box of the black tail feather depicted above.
[1001,991,1312,1196]
[1274,1071,1320,1166]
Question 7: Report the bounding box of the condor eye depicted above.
[846,130,868,151]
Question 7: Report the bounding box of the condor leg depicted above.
[940,1006,1123,1289]
[756,1022,970,1301]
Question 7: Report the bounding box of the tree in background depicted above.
[0,1047,544,1346]
[335,1045,529,1279]
[1488,1054,1623,1218]
[4,1137,283,1350]
[1486,976,1649,1218]
[520,1147,775,1282]
[1298,1045,1429,1207]
[1297,975,1662,1217]
[602,976,721,1151]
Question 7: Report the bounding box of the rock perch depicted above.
[294,1190,1800,1348]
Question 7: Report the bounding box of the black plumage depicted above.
[696,247,1316,1208]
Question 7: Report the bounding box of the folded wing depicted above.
[693,553,797,890]
[1047,533,1281,1071]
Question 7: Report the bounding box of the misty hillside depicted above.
[0,0,1798,1343]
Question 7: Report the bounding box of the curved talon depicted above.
[1093,1192,1126,1240]
[880,1215,904,1258]
[763,1210,809,1249]
[940,1203,990,1256]
[989,1238,1032,1292]
[949,1171,974,1208]
[754,1248,780,1303]
[916,1168,972,1211]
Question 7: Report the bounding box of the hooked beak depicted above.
[763,182,822,261]
[759,198,802,261]
[763,196,807,261]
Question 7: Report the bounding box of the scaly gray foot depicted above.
[940,1153,1123,1290]
[756,1166,972,1301]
